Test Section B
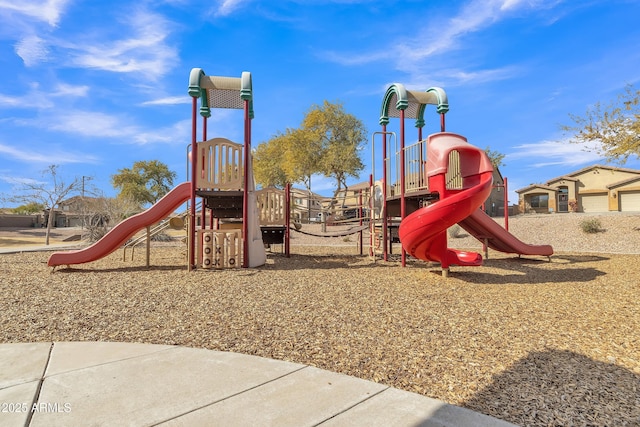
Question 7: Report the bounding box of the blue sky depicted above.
[1,0,639,207]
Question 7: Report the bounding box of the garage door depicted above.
[620,190,640,212]
[579,194,608,212]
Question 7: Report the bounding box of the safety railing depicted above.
[445,150,462,190]
[385,138,429,198]
[196,138,243,190]
[256,188,286,226]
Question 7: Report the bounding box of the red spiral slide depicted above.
[398,133,552,271]
[48,182,191,267]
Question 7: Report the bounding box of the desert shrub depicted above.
[151,231,174,242]
[579,218,603,234]
[448,224,463,238]
[86,225,107,242]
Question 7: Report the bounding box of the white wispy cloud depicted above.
[51,83,90,97]
[7,103,192,146]
[14,35,50,66]
[0,94,23,107]
[0,142,98,164]
[214,0,250,16]
[507,139,603,168]
[45,111,138,138]
[324,0,564,86]
[397,0,564,65]
[401,65,520,90]
[133,119,191,145]
[0,0,71,27]
[141,96,191,106]
[0,175,43,186]
[11,6,178,79]
[0,82,88,111]
[66,9,178,79]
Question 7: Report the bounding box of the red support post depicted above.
[381,126,388,261]
[189,96,198,270]
[399,109,406,267]
[285,183,291,257]
[358,189,363,255]
[202,117,209,228]
[369,173,373,257]
[504,177,509,231]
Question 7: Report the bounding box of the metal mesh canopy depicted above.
[202,76,244,110]
[385,89,446,119]
[380,84,448,126]
[206,89,244,110]
[386,91,420,119]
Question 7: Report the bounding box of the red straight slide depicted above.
[459,208,553,256]
[48,182,191,267]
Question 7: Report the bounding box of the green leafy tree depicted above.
[111,160,176,206]
[6,165,86,245]
[253,133,289,189]
[254,101,366,197]
[302,101,366,198]
[281,127,323,192]
[561,84,640,164]
[484,146,506,168]
[12,202,45,215]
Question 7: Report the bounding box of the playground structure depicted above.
[372,83,553,275]
[47,72,551,275]
[48,69,279,270]
[47,67,367,271]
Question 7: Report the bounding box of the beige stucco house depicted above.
[482,167,507,217]
[516,164,640,213]
[290,187,327,223]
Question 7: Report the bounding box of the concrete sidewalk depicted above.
[0,342,517,427]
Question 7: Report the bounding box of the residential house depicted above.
[290,187,327,223]
[516,164,640,213]
[46,196,107,227]
[482,167,508,217]
[333,181,372,219]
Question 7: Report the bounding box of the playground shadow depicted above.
[461,349,640,426]
[437,255,608,284]
[52,264,187,274]
[550,253,610,264]
[267,253,390,271]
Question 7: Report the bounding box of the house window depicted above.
[530,194,548,208]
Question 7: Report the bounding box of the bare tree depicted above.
[561,84,640,164]
[7,165,85,245]
[83,195,140,242]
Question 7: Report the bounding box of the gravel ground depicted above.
[1,213,639,427]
